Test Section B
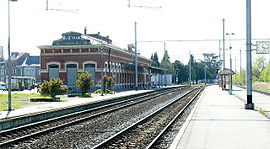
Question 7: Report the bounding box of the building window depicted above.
[49,65,59,79]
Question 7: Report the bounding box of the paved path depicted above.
[170,85,270,149]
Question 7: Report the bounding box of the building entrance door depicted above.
[67,64,77,87]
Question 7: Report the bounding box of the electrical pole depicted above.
[235,55,237,72]
[7,0,18,111]
[164,42,167,87]
[245,0,254,109]
[218,40,221,87]
[222,19,225,70]
[229,46,232,95]
[189,51,191,85]
[240,49,242,72]
[221,19,225,90]
[134,22,138,90]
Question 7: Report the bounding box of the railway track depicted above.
[92,86,204,149]
[0,86,187,148]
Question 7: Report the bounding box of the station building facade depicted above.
[39,31,153,91]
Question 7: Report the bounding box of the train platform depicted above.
[170,85,270,149]
[0,89,152,120]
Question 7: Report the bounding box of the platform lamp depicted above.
[226,33,235,95]
[7,0,18,111]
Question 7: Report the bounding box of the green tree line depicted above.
[233,56,270,86]
[151,51,220,84]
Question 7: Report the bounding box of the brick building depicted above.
[39,31,152,91]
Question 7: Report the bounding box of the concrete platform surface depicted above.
[0,89,151,119]
[233,86,270,116]
[171,85,270,149]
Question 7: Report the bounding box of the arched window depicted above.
[85,64,95,82]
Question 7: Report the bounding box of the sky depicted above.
[1,0,270,71]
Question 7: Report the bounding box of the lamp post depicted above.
[134,22,138,90]
[7,0,18,111]
[226,33,235,95]
[99,45,104,96]
[189,51,192,86]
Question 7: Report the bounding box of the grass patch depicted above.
[0,93,55,111]
[253,82,270,92]
[253,86,270,92]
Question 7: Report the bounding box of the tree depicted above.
[233,70,246,85]
[253,56,266,81]
[161,50,174,74]
[40,78,68,98]
[76,71,94,95]
[194,61,205,83]
[259,64,270,82]
[188,54,196,83]
[173,60,189,84]
[150,52,160,67]
[202,53,221,81]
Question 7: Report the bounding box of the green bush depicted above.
[81,93,91,97]
[39,78,67,98]
[93,89,115,94]
[102,75,114,93]
[76,71,94,96]
[233,70,246,86]
[259,64,270,82]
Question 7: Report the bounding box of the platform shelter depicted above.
[218,68,235,90]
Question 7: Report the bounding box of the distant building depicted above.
[39,31,152,91]
[1,52,40,88]
[0,46,3,62]
[0,61,4,83]
[0,46,4,82]
[16,56,40,83]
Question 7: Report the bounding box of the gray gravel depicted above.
[7,87,194,149]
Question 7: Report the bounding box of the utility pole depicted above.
[189,51,191,85]
[229,46,232,95]
[240,49,242,72]
[245,0,254,109]
[164,42,167,87]
[235,55,237,72]
[134,22,138,90]
[221,19,225,90]
[222,19,225,70]
[226,32,235,95]
[7,0,18,111]
[218,40,221,87]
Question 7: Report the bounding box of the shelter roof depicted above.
[219,68,235,75]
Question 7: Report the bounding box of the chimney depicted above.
[11,52,18,58]
[84,26,87,35]
[128,44,133,52]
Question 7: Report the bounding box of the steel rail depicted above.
[92,87,200,149]
[146,87,204,149]
[0,87,183,148]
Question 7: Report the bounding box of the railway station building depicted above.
[38,31,157,91]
